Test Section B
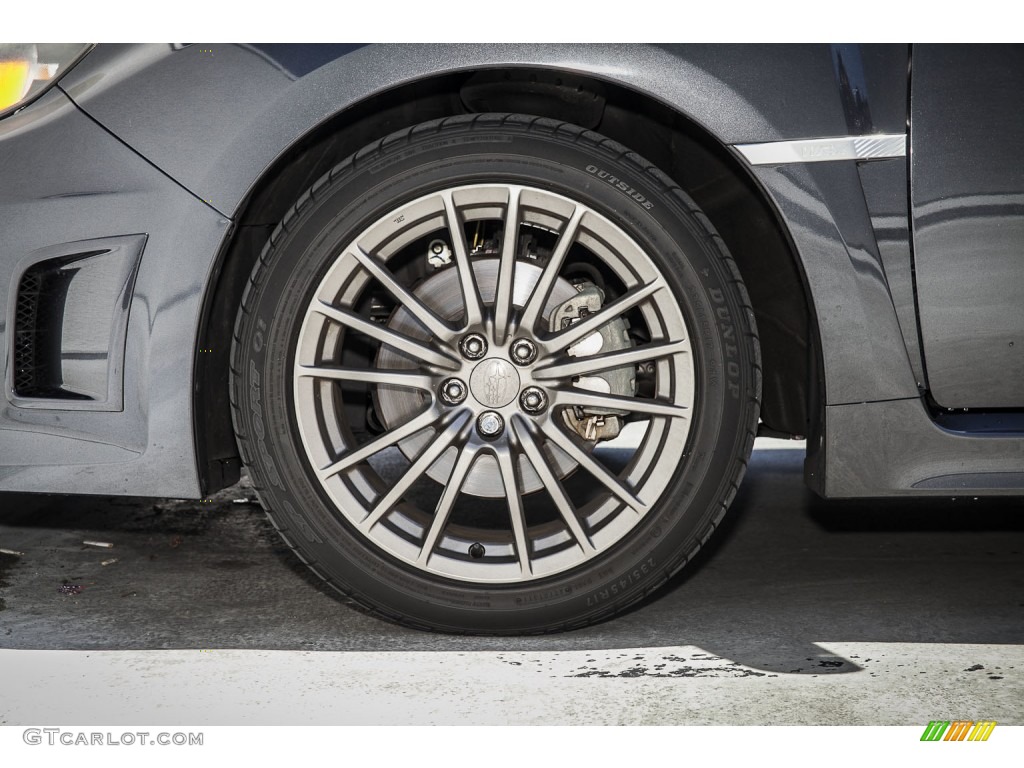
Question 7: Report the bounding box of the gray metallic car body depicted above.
[1,43,1021,499]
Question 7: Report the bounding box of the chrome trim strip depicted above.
[734,134,906,165]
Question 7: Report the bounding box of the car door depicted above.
[910,44,1024,409]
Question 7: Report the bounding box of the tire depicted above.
[230,114,760,634]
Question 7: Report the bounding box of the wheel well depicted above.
[195,68,819,493]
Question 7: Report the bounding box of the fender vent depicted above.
[9,235,145,409]
[12,256,92,399]
[13,268,43,395]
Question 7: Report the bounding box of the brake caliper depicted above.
[549,281,636,441]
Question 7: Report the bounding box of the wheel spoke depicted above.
[317,409,438,480]
[551,388,687,418]
[493,186,522,344]
[512,417,596,556]
[349,247,455,340]
[441,191,484,328]
[494,446,532,577]
[417,444,479,566]
[518,206,585,334]
[538,420,647,514]
[541,280,664,355]
[533,340,688,381]
[295,364,435,392]
[359,412,471,532]
[313,300,458,370]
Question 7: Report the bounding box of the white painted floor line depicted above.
[1,642,1020,725]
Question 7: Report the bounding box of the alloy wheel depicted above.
[292,183,696,583]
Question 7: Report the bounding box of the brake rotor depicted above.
[375,259,578,497]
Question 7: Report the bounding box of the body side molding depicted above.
[735,134,906,165]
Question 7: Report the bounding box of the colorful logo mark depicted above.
[920,721,996,741]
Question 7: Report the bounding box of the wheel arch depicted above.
[194,66,821,493]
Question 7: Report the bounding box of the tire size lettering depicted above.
[585,557,656,607]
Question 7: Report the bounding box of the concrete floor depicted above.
[0,443,1021,724]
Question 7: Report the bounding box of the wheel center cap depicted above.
[470,358,520,408]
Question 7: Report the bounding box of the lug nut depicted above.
[459,333,488,360]
[519,386,548,415]
[476,411,505,439]
[439,378,467,405]
[510,338,538,365]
